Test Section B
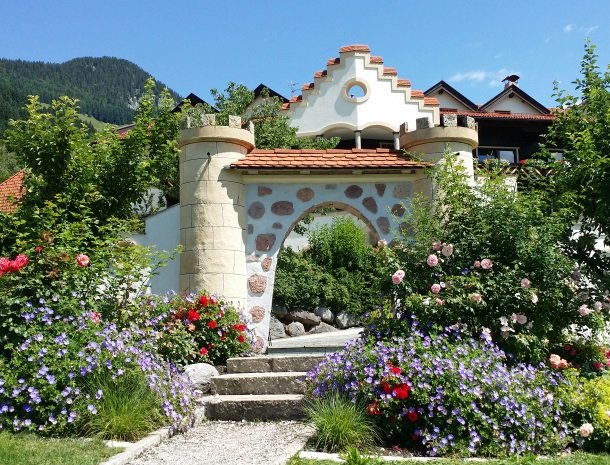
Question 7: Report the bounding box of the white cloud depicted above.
[564,24,573,33]
[583,25,598,35]
[449,68,521,88]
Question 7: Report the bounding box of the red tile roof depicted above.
[370,56,384,63]
[302,82,315,91]
[314,70,328,78]
[339,45,371,53]
[424,97,440,106]
[441,110,555,121]
[0,171,24,213]
[397,79,411,87]
[410,90,424,98]
[327,58,340,66]
[383,67,398,76]
[231,149,429,170]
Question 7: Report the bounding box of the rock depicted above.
[272,305,288,320]
[314,307,334,324]
[308,322,339,334]
[184,363,219,394]
[286,310,321,327]
[286,321,305,337]
[335,311,360,329]
[269,316,287,339]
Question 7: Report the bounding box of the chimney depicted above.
[502,74,520,89]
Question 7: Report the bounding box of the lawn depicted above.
[0,432,122,465]
[289,452,610,465]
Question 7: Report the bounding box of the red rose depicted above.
[76,253,90,267]
[232,324,246,332]
[35,246,42,253]
[199,295,209,307]
[392,384,410,400]
[207,320,218,329]
[0,257,8,272]
[199,347,208,356]
[187,309,201,321]
[237,334,246,343]
[406,411,418,422]
[390,366,401,375]
[381,381,392,393]
[593,361,604,372]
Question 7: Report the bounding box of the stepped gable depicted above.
[0,171,24,213]
[281,44,439,112]
[231,148,429,171]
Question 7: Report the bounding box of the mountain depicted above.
[0,56,181,132]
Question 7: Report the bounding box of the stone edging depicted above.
[99,408,206,465]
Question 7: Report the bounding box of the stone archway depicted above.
[243,178,419,351]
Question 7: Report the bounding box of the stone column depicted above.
[178,125,255,308]
[354,130,362,149]
[393,132,400,150]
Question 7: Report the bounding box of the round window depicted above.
[347,83,366,99]
[343,80,369,103]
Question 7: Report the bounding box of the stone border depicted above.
[99,408,206,465]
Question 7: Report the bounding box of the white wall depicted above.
[486,93,543,114]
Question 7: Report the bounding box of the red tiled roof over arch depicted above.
[0,170,24,213]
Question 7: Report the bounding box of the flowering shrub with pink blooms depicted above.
[371,154,609,365]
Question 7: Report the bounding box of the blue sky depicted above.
[1,0,608,107]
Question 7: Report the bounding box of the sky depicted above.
[1,0,609,107]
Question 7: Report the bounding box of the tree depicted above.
[0,142,21,183]
[543,41,610,288]
[3,78,181,222]
[192,82,339,149]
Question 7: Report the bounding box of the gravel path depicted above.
[126,421,313,465]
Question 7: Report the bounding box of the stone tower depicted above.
[178,118,255,308]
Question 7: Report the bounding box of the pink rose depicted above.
[0,257,9,272]
[13,254,28,269]
[516,314,528,325]
[473,260,481,268]
[435,298,444,306]
[593,302,602,311]
[470,293,482,303]
[426,254,439,267]
[441,244,454,257]
[578,305,591,317]
[392,272,404,285]
[579,423,594,438]
[430,283,441,294]
[480,258,493,270]
[76,254,90,268]
[432,241,442,252]
[520,278,530,289]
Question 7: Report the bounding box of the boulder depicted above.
[335,311,360,329]
[286,321,306,337]
[272,305,288,320]
[269,315,287,339]
[314,306,334,324]
[184,363,219,394]
[286,310,321,327]
[308,321,339,334]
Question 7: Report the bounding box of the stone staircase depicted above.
[202,328,361,421]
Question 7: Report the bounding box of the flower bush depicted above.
[305,319,572,457]
[374,153,609,364]
[145,291,254,366]
[0,296,195,436]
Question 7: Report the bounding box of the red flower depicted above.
[380,381,392,393]
[593,361,604,372]
[35,246,42,253]
[390,366,401,375]
[232,324,246,332]
[406,411,418,422]
[199,295,209,307]
[187,309,201,321]
[237,334,246,343]
[199,347,208,356]
[392,384,410,400]
[367,401,381,416]
[75,253,90,267]
[207,320,218,329]
[90,312,101,323]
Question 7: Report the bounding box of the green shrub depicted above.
[303,393,379,453]
[79,370,165,441]
[378,153,608,364]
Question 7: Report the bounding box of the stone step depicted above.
[203,394,306,421]
[226,354,325,373]
[213,371,307,395]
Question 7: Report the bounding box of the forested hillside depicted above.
[0,56,181,132]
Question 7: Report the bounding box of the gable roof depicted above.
[480,85,550,114]
[0,170,24,213]
[424,80,478,111]
[253,84,289,103]
[172,92,218,113]
[230,148,428,171]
